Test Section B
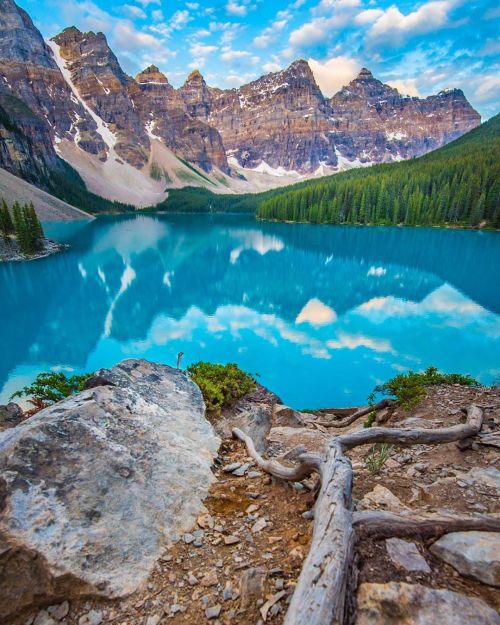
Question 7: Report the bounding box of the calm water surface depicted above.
[1,214,499,408]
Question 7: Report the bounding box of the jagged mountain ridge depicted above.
[0,0,481,204]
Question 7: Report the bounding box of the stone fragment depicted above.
[145,615,162,625]
[78,611,103,625]
[239,567,265,608]
[357,485,408,512]
[260,590,287,622]
[252,518,267,533]
[385,538,431,573]
[48,602,70,620]
[201,569,218,587]
[224,535,240,545]
[355,582,500,625]
[222,462,241,473]
[205,605,221,619]
[232,463,251,477]
[430,531,500,587]
[33,611,56,625]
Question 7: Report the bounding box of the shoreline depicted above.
[0,238,67,263]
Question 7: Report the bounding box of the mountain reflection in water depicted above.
[1,214,498,408]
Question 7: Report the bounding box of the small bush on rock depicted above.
[11,371,92,409]
[368,366,480,409]
[187,362,256,418]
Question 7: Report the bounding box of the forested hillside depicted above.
[256,114,500,228]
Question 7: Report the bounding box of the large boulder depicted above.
[355,582,500,625]
[0,359,220,619]
[430,531,500,587]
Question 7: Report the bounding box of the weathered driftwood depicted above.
[312,399,392,428]
[353,510,500,539]
[232,403,498,625]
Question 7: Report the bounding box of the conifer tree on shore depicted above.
[0,198,45,256]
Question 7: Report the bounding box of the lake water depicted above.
[1,214,499,408]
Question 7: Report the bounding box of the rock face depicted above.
[0,0,481,194]
[0,359,220,619]
[355,582,500,625]
[430,531,500,587]
[201,60,339,172]
[0,0,104,184]
[328,68,480,164]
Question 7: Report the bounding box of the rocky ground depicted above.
[0,236,66,262]
[5,380,500,625]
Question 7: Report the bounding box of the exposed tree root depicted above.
[311,399,392,428]
[353,510,500,540]
[232,404,499,625]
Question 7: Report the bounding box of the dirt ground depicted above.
[15,384,500,625]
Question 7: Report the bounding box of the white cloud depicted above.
[263,62,282,73]
[151,9,163,21]
[220,47,252,61]
[474,75,500,102]
[123,5,147,19]
[354,8,384,24]
[309,56,361,97]
[296,299,337,326]
[136,0,160,5]
[386,78,421,97]
[114,21,162,51]
[226,0,248,16]
[368,1,456,46]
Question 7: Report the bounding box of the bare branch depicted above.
[232,427,322,482]
[353,510,500,540]
[339,404,483,450]
[312,399,391,428]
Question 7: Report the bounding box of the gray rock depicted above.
[145,615,162,625]
[430,531,500,587]
[239,567,266,608]
[47,601,70,620]
[355,582,500,625]
[78,611,102,625]
[385,538,431,573]
[232,462,251,477]
[222,462,241,473]
[0,359,220,619]
[33,611,56,625]
[205,605,221,619]
[0,402,23,427]
[357,485,408,512]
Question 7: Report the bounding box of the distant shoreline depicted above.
[0,237,67,263]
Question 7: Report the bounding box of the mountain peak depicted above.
[136,65,169,85]
[287,59,313,76]
[185,69,205,84]
[356,67,374,80]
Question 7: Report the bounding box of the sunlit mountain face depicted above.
[1,214,499,408]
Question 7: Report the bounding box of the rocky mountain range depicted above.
[0,0,481,205]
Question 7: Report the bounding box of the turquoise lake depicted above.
[1,214,499,408]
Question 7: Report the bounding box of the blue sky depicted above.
[19,0,500,118]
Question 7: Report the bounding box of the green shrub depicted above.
[11,371,92,407]
[369,366,480,409]
[187,362,256,418]
[363,410,377,428]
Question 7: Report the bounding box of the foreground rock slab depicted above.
[0,359,220,619]
[355,582,500,625]
[430,531,500,587]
